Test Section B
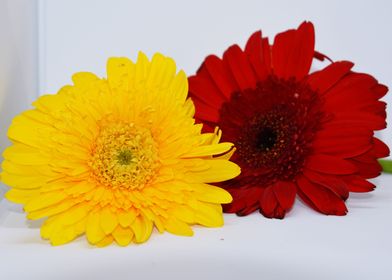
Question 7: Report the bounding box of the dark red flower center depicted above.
[219,76,324,184]
[256,126,277,150]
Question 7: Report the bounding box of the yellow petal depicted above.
[140,208,156,221]
[64,181,96,196]
[2,160,56,178]
[5,189,39,204]
[100,207,118,235]
[198,127,221,146]
[118,209,137,227]
[183,98,195,117]
[56,204,90,226]
[72,72,99,89]
[107,57,133,92]
[180,158,210,172]
[49,215,87,246]
[130,214,153,243]
[54,144,89,162]
[113,225,134,246]
[85,186,105,201]
[96,235,114,247]
[211,127,222,145]
[41,217,58,239]
[181,142,233,158]
[21,109,55,126]
[1,172,47,189]
[24,191,68,212]
[7,122,53,148]
[159,138,193,161]
[169,205,195,224]
[33,93,68,113]
[152,215,165,233]
[3,144,50,165]
[146,53,176,90]
[171,70,188,103]
[134,51,150,87]
[27,199,76,220]
[194,201,224,227]
[50,226,79,246]
[73,217,87,236]
[193,183,233,204]
[2,160,38,176]
[42,214,87,244]
[184,159,240,183]
[40,214,81,245]
[216,147,236,160]
[86,211,106,244]
[164,217,193,236]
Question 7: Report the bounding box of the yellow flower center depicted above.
[89,122,159,190]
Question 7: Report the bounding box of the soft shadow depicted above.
[349,193,374,200]
[15,234,48,245]
[26,218,45,229]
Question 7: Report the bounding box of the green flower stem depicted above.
[379,159,392,174]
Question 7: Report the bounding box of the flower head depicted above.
[188,22,389,218]
[1,52,240,246]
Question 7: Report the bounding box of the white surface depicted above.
[1,175,392,280]
[1,0,392,279]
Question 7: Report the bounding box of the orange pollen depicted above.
[89,122,159,190]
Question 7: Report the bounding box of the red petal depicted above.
[325,72,377,97]
[323,72,383,114]
[223,187,247,213]
[272,29,296,77]
[312,126,373,158]
[204,55,239,99]
[323,112,386,131]
[372,137,390,158]
[307,61,353,93]
[349,158,382,178]
[223,186,263,216]
[352,138,390,163]
[199,122,215,133]
[223,45,257,91]
[261,38,271,74]
[272,21,315,80]
[313,51,333,62]
[314,122,373,138]
[372,84,388,99]
[303,169,349,200]
[239,187,264,216]
[325,96,385,116]
[272,181,297,210]
[188,75,226,115]
[224,200,245,214]
[286,22,315,79]
[296,176,348,215]
[343,175,376,192]
[306,154,357,175]
[260,186,278,217]
[259,185,287,219]
[360,101,387,118]
[190,96,220,123]
[244,30,271,80]
[332,112,386,131]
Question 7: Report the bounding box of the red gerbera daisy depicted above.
[188,21,389,218]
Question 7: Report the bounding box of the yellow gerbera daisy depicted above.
[1,52,240,246]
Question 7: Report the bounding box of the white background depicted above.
[1,0,392,279]
[0,0,38,173]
